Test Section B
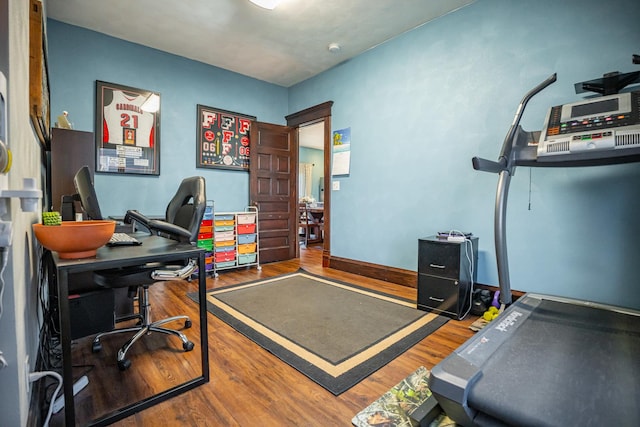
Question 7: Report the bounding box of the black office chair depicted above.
[91,176,206,371]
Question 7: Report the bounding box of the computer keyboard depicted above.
[107,232,142,246]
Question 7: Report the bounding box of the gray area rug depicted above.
[192,269,448,394]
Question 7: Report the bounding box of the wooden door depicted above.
[250,122,298,263]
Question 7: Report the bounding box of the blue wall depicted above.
[289,0,640,308]
[47,20,288,216]
[48,0,640,308]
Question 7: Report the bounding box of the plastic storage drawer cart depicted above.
[211,206,260,276]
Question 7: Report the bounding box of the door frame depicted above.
[285,101,333,267]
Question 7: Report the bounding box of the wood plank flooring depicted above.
[54,245,478,426]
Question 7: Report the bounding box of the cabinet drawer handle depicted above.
[429,264,446,269]
[429,296,445,302]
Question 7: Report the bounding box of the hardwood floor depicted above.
[54,244,478,426]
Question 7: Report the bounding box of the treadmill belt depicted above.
[467,299,640,427]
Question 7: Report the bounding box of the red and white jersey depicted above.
[103,90,155,147]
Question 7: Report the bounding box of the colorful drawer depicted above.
[214,250,236,262]
[215,230,235,241]
[215,214,234,221]
[238,242,257,254]
[215,261,236,269]
[197,239,213,251]
[237,223,256,234]
[237,213,256,224]
[198,231,213,240]
[238,253,257,265]
[238,233,256,244]
[215,239,236,248]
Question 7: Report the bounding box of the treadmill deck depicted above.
[429,294,640,427]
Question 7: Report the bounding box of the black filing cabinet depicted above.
[417,236,478,320]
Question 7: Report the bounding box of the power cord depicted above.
[38,249,63,372]
[447,230,475,320]
[29,370,62,427]
[0,246,8,321]
[0,247,8,369]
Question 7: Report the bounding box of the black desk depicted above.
[53,234,209,426]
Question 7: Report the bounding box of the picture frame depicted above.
[95,81,160,175]
[196,104,255,171]
[29,0,50,151]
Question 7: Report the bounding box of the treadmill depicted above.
[428,70,640,427]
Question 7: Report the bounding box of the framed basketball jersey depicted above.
[95,81,160,175]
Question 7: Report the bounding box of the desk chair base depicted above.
[91,285,194,371]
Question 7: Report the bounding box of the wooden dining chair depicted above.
[299,203,315,247]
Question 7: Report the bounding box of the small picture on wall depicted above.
[196,104,255,171]
[95,81,160,175]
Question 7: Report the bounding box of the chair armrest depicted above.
[124,210,151,227]
[147,219,191,240]
[125,209,191,242]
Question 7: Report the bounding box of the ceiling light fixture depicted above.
[328,43,341,53]
[249,0,282,10]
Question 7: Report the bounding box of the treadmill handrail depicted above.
[471,157,506,174]
[473,73,557,175]
[501,73,557,163]
[473,74,557,305]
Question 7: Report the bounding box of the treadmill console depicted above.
[537,90,640,162]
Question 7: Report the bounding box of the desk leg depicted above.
[198,251,210,382]
[58,268,76,426]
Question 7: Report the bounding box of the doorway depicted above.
[286,101,333,267]
[298,122,325,254]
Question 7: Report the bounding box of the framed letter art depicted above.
[196,104,255,171]
[95,81,160,175]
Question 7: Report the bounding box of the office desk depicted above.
[53,234,209,426]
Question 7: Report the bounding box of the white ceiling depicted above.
[46,0,474,88]
[45,0,474,149]
[298,122,324,150]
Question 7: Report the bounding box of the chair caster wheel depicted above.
[92,341,102,353]
[118,359,131,371]
[183,341,194,352]
[185,319,192,329]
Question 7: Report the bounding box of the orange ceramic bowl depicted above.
[33,220,116,259]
